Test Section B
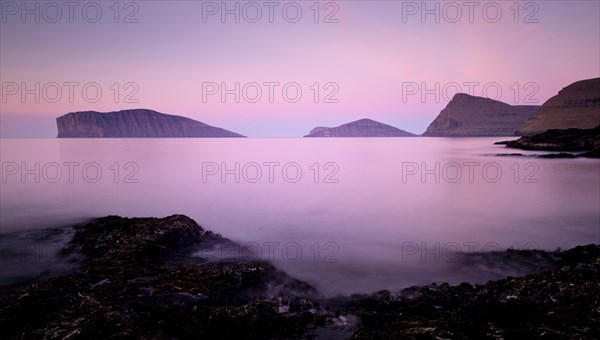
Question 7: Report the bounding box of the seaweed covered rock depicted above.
[63,214,205,262]
[1,215,598,339]
[344,245,600,339]
[0,215,326,339]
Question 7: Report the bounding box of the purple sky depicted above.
[1,1,599,137]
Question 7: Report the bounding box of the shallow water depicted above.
[1,138,598,295]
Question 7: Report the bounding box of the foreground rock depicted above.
[0,215,598,339]
[496,125,600,158]
[56,109,245,138]
[516,77,600,136]
[423,93,539,137]
[343,245,600,339]
[0,216,326,339]
[304,118,415,137]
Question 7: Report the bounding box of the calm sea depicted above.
[1,138,599,295]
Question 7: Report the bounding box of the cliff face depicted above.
[423,94,539,137]
[56,109,245,138]
[516,78,600,136]
[303,118,415,137]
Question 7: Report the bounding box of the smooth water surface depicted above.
[1,138,598,294]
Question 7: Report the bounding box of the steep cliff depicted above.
[516,78,600,135]
[303,119,415,137]
[56,109,245,138]
[423,94,539,137]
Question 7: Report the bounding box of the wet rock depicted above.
[498,125,600,153]
[538,152,579,158]
[0,215,329,339]
[1,215,598,339]
[347,245,600,339]
[156,292,204,307]
[496,153,527,157]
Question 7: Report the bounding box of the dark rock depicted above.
[496,153,527,157]
[56,109,245,138]
[498,125,600,158]
[61,214,206,267]
[347,245,600,339]
[538,152,579,159]
[423,93,539,136]
[0,215,326,339]
[1,215,598,339]
[579,148,600,158]
[304,118,416,137]
[156,292,204,307]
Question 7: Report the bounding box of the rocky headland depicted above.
[56,109,245,138]
[496,125,600,158]
[304,119,415,137]
[0,215,598,339]
[516,78,600,136]
[493,77,600,158]
[423,93,539,137]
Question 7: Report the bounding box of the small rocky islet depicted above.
[0,215,598,339]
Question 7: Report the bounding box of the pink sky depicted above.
[1,1,598,137]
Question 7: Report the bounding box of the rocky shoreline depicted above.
[1,215,598,339]
[496,125,600,158]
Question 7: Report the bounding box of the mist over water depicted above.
[1,138,599,295]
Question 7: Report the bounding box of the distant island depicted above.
[56,109,245,138]
[516,77,600,136]
[423,93,539,137]
[303,118,415,137]
[54,78,599,139]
